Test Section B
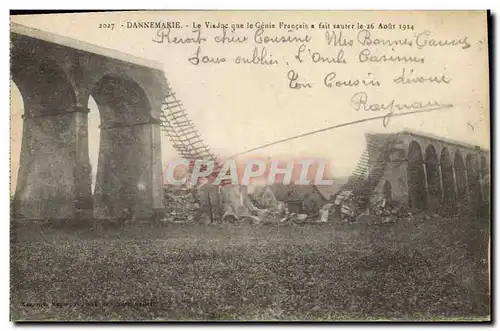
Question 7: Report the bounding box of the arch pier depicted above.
[368,131,489,213]
[11,23,166,220]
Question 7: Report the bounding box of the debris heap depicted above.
[162,185,200,223]
[159,183,422,227]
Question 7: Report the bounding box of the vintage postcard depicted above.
[10,10,490,321]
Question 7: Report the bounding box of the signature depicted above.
[350,92,453,127]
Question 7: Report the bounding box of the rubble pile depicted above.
[195,184,336,225]
[329,190,416,226]
[158,184,429,227]
[238,209,326,226]
[355,197,446,226]
[362,197,409,225]
[162,186,200,224]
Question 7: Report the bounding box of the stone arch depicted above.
[91,75,152,124]
[466,153,481,207]
[454,151,467,202]
[425,144,441,210]
[83,66,162,117]
[11,54,77,116]
[440,147,455,206]
[407,140,427,209]
[90,74,154,218]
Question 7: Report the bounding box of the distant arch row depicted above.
[406,140,489,210]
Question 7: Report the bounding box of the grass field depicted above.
[10,215,490,321]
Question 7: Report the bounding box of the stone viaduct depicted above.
[368,130,490,212]
[11,23,166,220]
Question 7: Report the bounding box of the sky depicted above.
[9,11,490,194]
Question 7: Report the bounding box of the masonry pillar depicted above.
[14,106,92,220]
[401,160,409,204]
[93,118,164,219]
[91,73,165,219]
[464,169,470,203]
[479,170,485,201]
[451,166,459,203]
[73,106,94,220]
[438,163,445,201]
[422,162,430,206]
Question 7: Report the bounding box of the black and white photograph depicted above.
[9,10,491,321]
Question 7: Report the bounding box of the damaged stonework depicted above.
[163,182,337,226]
[170,183,264,224]
[159,130,489,226]
[336,130,490,220]
[162,184,201,223]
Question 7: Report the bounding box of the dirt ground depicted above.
[10,215,490,321]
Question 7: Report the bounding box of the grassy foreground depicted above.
[10,215,490,321]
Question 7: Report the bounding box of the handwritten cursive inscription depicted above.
[149,22,472,130]
[153,28,206,44]
[350,92,453,126]
[393,68,451,84]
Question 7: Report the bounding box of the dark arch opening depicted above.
[90,75,152,218]
[440,148,455,206]
[425,144,441,211]
[466,153,481,207]
[408,141,427,209]
[454,151,467,202]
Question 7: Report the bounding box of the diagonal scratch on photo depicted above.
[9,11,491,322]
